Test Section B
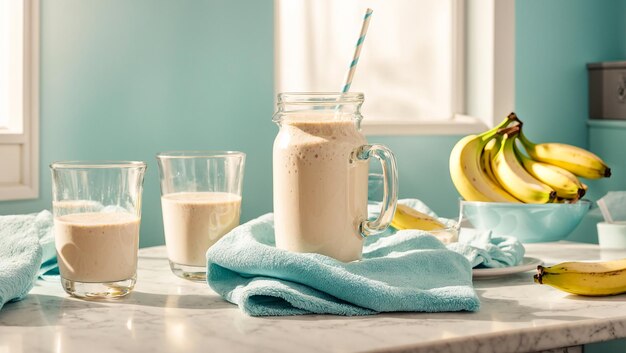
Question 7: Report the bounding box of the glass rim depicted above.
[50,160,147,169]
[277,92,364,104]
[156,150,246,159]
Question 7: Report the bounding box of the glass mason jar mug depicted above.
[272,92,398,262]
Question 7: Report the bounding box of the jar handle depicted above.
[354,144,398,237]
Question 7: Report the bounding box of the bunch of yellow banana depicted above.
[534,259,626,296]
[449,114,521,203]
[449,112,611,204]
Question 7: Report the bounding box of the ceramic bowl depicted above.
[459,200,591,243]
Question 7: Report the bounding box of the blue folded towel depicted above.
[0,210,57,310]
[206,213,480,316]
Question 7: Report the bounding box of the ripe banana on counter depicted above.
[391,204,446,231]
[534,259,626,296]
[449,115,520,203]
[490,126,556,203]
[515,144,585,200]
[518,131,611,179]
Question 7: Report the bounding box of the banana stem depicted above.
[518,130,536,148]
[507,112,522,125]
[481,113,522,140]
[534,265,545,284]
[498,125,521,137]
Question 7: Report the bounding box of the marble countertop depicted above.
[2,242,626,353]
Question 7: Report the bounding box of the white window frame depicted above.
[0,0,39,200]
[273,0,515,136]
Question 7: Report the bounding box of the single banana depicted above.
[518,131,611,179]
[449,116,520,203]
[490,126,556,203]
[480,137,501,185]
[391,204,446,231]
[514,144,585,200]
[534,259,626,296]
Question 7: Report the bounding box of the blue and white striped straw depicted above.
[341,8,373,93]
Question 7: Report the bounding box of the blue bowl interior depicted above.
[459,200,591,243]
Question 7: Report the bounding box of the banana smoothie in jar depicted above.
[272,93,398,262]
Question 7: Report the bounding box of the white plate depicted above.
[472,257,543,278]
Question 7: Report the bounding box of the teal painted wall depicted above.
[0,0,275,247]
[515,0,626,147]
[368,135,461,219]
[1,0,625,247]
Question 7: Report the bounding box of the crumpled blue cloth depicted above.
[0,210,58,311]
[206,212,480,317]
[448,228,525,268]
[387,199,525,269]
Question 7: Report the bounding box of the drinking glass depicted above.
[50,161,146,299]
[156,151,245,282]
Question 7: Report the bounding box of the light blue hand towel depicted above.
[0,210,57,310]
[206,213,480,316]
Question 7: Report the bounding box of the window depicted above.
[274,0,514,135]
[0,0,39,200]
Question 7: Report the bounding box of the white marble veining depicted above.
[1,242,625,353]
